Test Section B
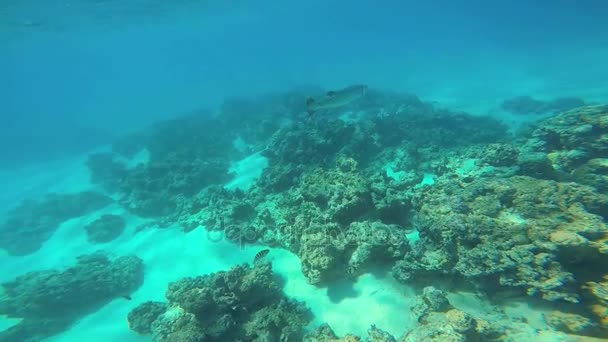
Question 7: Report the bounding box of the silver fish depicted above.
[306,84,368,116]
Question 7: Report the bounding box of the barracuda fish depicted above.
[306,84,368,116]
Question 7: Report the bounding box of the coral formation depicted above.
[84,214,126,243]
[403,286,536,341]
[526,105,608,190]
[127,301,167,335]
[394,175,608,303]
[584,275,608,329]
[127,262,311,341]
[544,310,597,335]
[73,87,607,338]
[501,95,585,115]
[0,253,144,341]
[0,191,113,255]
[88,115,239,217]
[86,152,128,192]
[299,167,372,225]
[303,323,396,342]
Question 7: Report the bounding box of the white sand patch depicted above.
[123,149,151,169]
[0,209,416,342]
[0,316,20,334]
[15,231,416,341]
[272,250,417,337]
[0,155,94,215]
[384,162,406,182]
[224,151,268,191]
[43,227,263,342]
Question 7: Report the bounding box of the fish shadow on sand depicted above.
[326,279,359,304]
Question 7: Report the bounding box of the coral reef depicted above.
[303,286,607,341]
[127,301,168,335]
[0,253,144,341]
[544,310,598,335]
[394,175,608,303]
[88,114,240,218]
[501,95,585,115]
[84,214,126,243]
[409,288,498,340]
[127,262,312,341]
[525,105,608,190]
[502,95,547,115]
[118,156,230,217]
[75,87,607,337]
[183,162,413,284]
[299,167,372,225]
[402,307,496,341]
[259,119,364,192]
[93,87,509,228]
[0,191,113,255]
[303,323,396,342]
[584,275,608,329]
[86,152,128,192]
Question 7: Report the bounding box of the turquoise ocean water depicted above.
[1,1,607,341]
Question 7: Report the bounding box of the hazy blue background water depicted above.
[2,0,607,168]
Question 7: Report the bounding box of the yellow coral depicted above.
[590,304,608,328]
[584,276,608,328]
[550,230,589,248]
[595,233,608,255]
[579,105,608,125]
[547,152,561,166]
[545,310,593,333]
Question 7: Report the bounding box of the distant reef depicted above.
[0,252,144,341]
[501,95,586,116]
[0,191,113,255]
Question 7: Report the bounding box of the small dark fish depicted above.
[121,294,132,300]
[253,249,270,263]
